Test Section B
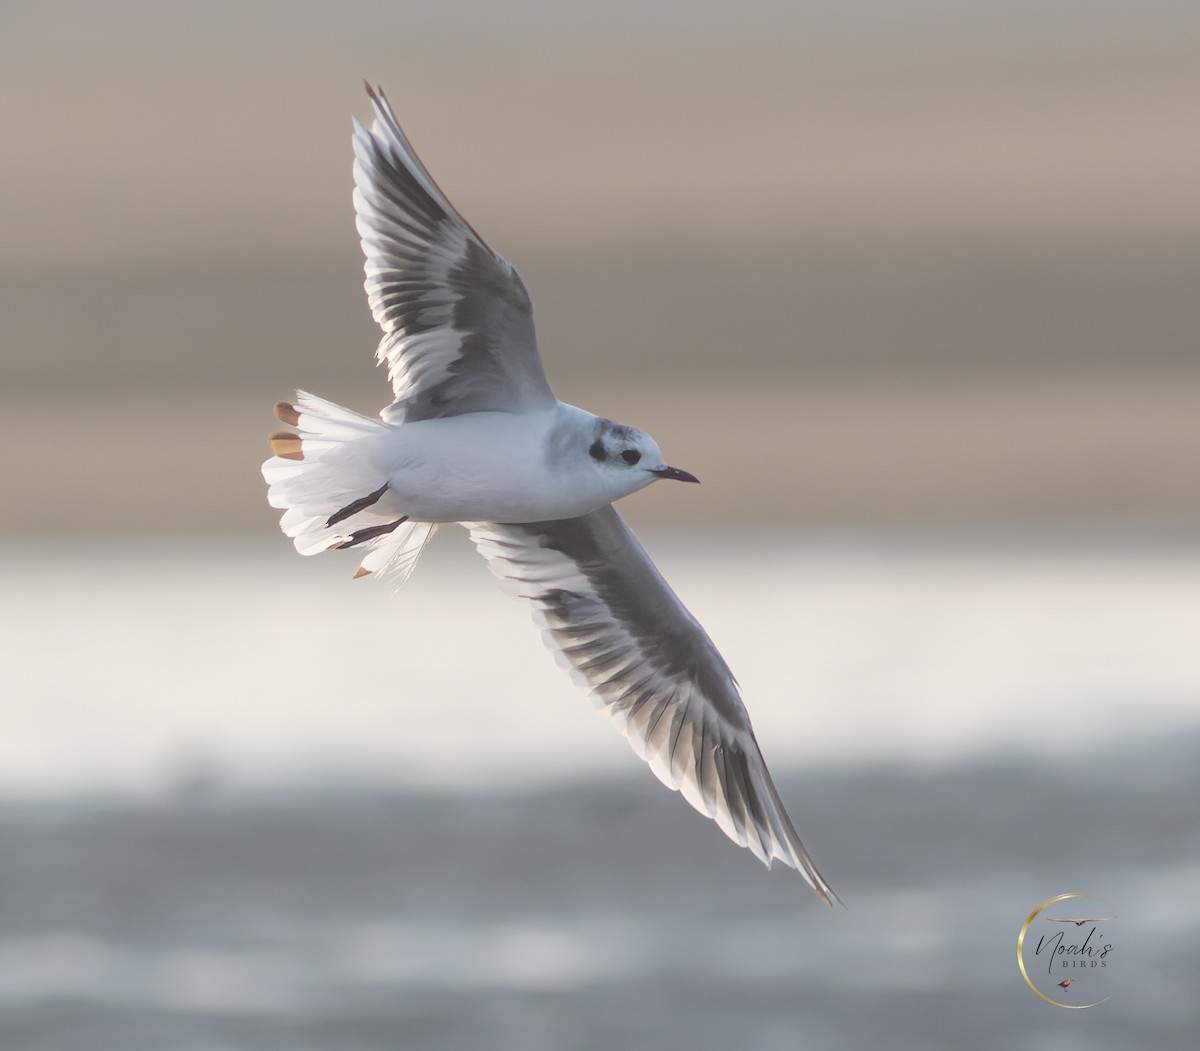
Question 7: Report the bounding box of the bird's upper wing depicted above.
[353,85,556,421]
[466,506,838,903]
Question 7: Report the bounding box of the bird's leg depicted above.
[326,483,390,527]
[333,516,409,549]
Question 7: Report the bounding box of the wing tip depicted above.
[805,869,844,908]
[778,837,842,907]
[362,80,401,137]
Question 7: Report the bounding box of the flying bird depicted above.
[1047,917,1115,926]
[262,84,837,904]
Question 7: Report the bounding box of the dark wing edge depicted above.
[352,84,555,419]
[466,506,840,905]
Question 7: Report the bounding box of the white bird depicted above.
[263,84,837,904]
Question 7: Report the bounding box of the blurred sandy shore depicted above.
[5,23,1199,272]
[8,363,1200,535]
[3,10,1198,535]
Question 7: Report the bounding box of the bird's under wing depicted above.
[466,506,838,903]
[353,85,557,422]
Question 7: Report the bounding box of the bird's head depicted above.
[587,418,699,500]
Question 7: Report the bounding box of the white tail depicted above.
[262,391,437,582]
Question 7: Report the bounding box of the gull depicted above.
[262,84,837,904]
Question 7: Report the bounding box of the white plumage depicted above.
[262,85,838,904]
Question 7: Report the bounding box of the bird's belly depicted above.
[385,466,602,524]
[376,413,601,524]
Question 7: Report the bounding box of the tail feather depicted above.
[268,432,304,460]
[354,519,437,583]
[262,391,437,581]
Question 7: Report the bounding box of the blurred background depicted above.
[2,2,1198,1049]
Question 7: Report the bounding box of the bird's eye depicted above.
[621,449,641,465]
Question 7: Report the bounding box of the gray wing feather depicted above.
[353,85,556,421]
[467,506,838,904]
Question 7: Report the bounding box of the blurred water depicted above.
[2,533,1198,1048]
[2,532,1198,794]
[0,756,1197,1050]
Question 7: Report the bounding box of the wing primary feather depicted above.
[465,508,839,904]
[351,85,555,420]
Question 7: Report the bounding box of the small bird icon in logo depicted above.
[1047,916,1115,926]
[1058,979,1075,990]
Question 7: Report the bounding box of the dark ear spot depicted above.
[589,439,605,462]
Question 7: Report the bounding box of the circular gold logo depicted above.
[1017,892,1116,1008]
